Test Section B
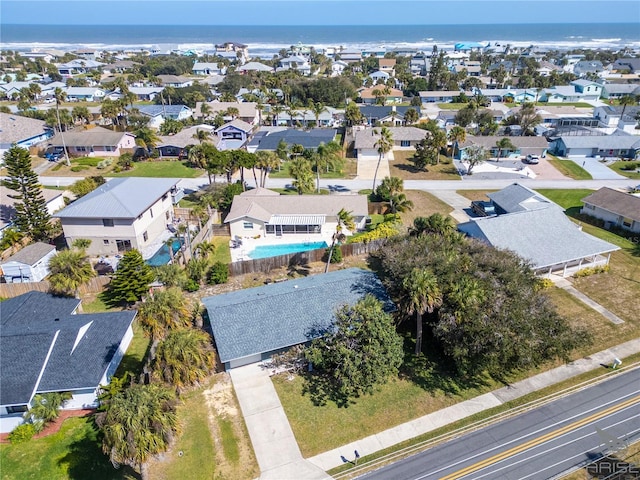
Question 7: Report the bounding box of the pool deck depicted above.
[141,229,175,262]
[230,234,334,263]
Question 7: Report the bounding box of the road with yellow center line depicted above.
[359,369,640,480]
[439,394,640,480]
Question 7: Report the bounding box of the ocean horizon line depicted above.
[3,22,638,27]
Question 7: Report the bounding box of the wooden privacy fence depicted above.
[0,276,111,299]
[228,239,387,277]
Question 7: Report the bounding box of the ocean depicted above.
[2,23,639,57]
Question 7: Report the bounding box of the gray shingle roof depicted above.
[458,207,619,269]
[460,136,549,150]
[354,127,426,150]
[0,112,52,145]
[225,190,368,223]
[135,104,190,117]
[253,128,336,151]
[55,177,178,219]
[488,183,554,213]
[559,135,640,150]
[0,291,136,406]
[202,268,394,364]
[582,187,640,223]
[1,242,55,266]
[49,129,133,148]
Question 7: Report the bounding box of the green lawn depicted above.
[209,236,232,264]
[114,320,151,378]
[535,188,595,210]
[390,151,461,181]
[268,161,350,180]
[608,161,640,179]
[546,155,592,180]
[109,160,203,178]
[0,416,136,480]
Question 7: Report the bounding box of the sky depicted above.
[1,0,639,25]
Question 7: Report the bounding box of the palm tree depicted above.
[200,102,212,120]
[447,126,466,158]
[48,249,96,297]
[618,95,638,127]
[225,107,239,120]
[325,208,355,273]
[54,87,70,165]
[404,108,419,125]
[255,150,281,187]
[388,193,414,214]
[309,101,327,127]
[372,127,393,191]
[25,392,72,429]
[428,128,448,164]
[152,328,215,393]
[495,137,516,162]
[289,157,314,194]
[409,213,456,237]
[192,128,210,144]
[137,287,191,344]
[271,104,285,126]
[403,268,442,356]
[133,127,160,154]
[313,141,342,192]
[376,175,404,201]
[98,383,178,480]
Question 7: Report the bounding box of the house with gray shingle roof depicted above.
[0,242,57,283]
[54,177,179,256]
[458,183,619,277]
[456,135,549,161]
[0,291,136,433]
[581,187,640,233]
[0,112,54,158]
[202,268,393,369]
[225,188,368,245]
[47,126,137,157]
[134,104,193,129]
[251,128,337,152]
[214,119,254,150]
[354,126,427,161]
[550,134,640,159]
[156,124,219,157]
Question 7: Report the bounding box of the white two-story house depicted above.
[54,178,180,256]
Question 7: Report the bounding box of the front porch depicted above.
[536,253,612,278]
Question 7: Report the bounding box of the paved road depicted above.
[34,175,637,193]
[358,368,640,480]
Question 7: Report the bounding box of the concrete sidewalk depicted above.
[552,276,625,325]
[229,364,330,480]
[306,338,640,472]
[429,190,472,223]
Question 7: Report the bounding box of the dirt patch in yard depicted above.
[389,151,461,180]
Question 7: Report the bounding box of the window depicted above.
[103,239,109,245]
[7,405,28,414]
[143,231,148,242]
[102,218,114,227]
[243,222,253,229]
[116,239,132,252]
[105,146,114,152]
[400,140,410,147]
[77,146,87,152]
[150,208,154,218]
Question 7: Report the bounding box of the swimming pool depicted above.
[146,239,183,267]
[247,241,328,260]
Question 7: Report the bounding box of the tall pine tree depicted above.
[3,145,51,240]
[108,249,155,304]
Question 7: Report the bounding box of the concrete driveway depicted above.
[567,157,626,180]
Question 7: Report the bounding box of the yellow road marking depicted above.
[439,394,640,480]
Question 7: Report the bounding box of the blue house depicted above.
[0,112,54,158]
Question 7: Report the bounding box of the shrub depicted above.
[207,261,229,284]
[8,423,36,444]
[182,278,200,292]
[574,265,610,278]
[323,246,342,264]
[620,162,638,171]
[535,278,555,291]
[96,158,113,169]
[70,165,89,172]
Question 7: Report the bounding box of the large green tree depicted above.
[108,250,155,304]
[402,268,442,356]
[152,328,215,392]
[98,383,178,480]
[305,296,404,405]
[3,146,51,240]
[48,248,95,297]
[289,157,314,195]
[375,234,590,378]
[325,208,355,273]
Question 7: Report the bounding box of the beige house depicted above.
[354,126,427,160]
[196,101,260,126]
[581,187,640,233]
[55,178,179,256]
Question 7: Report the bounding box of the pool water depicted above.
[146,239,183,266]
[247,241,328,260]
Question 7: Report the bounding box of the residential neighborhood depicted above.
[1,25,640,480]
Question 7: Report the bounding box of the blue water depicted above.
[146,239,183,267]
[248,241,328,260]
[3,23,639,56]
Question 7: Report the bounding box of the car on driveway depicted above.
[471,200,496,217]
[524,154,540,164]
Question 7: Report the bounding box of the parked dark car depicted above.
[471,200,496,217]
